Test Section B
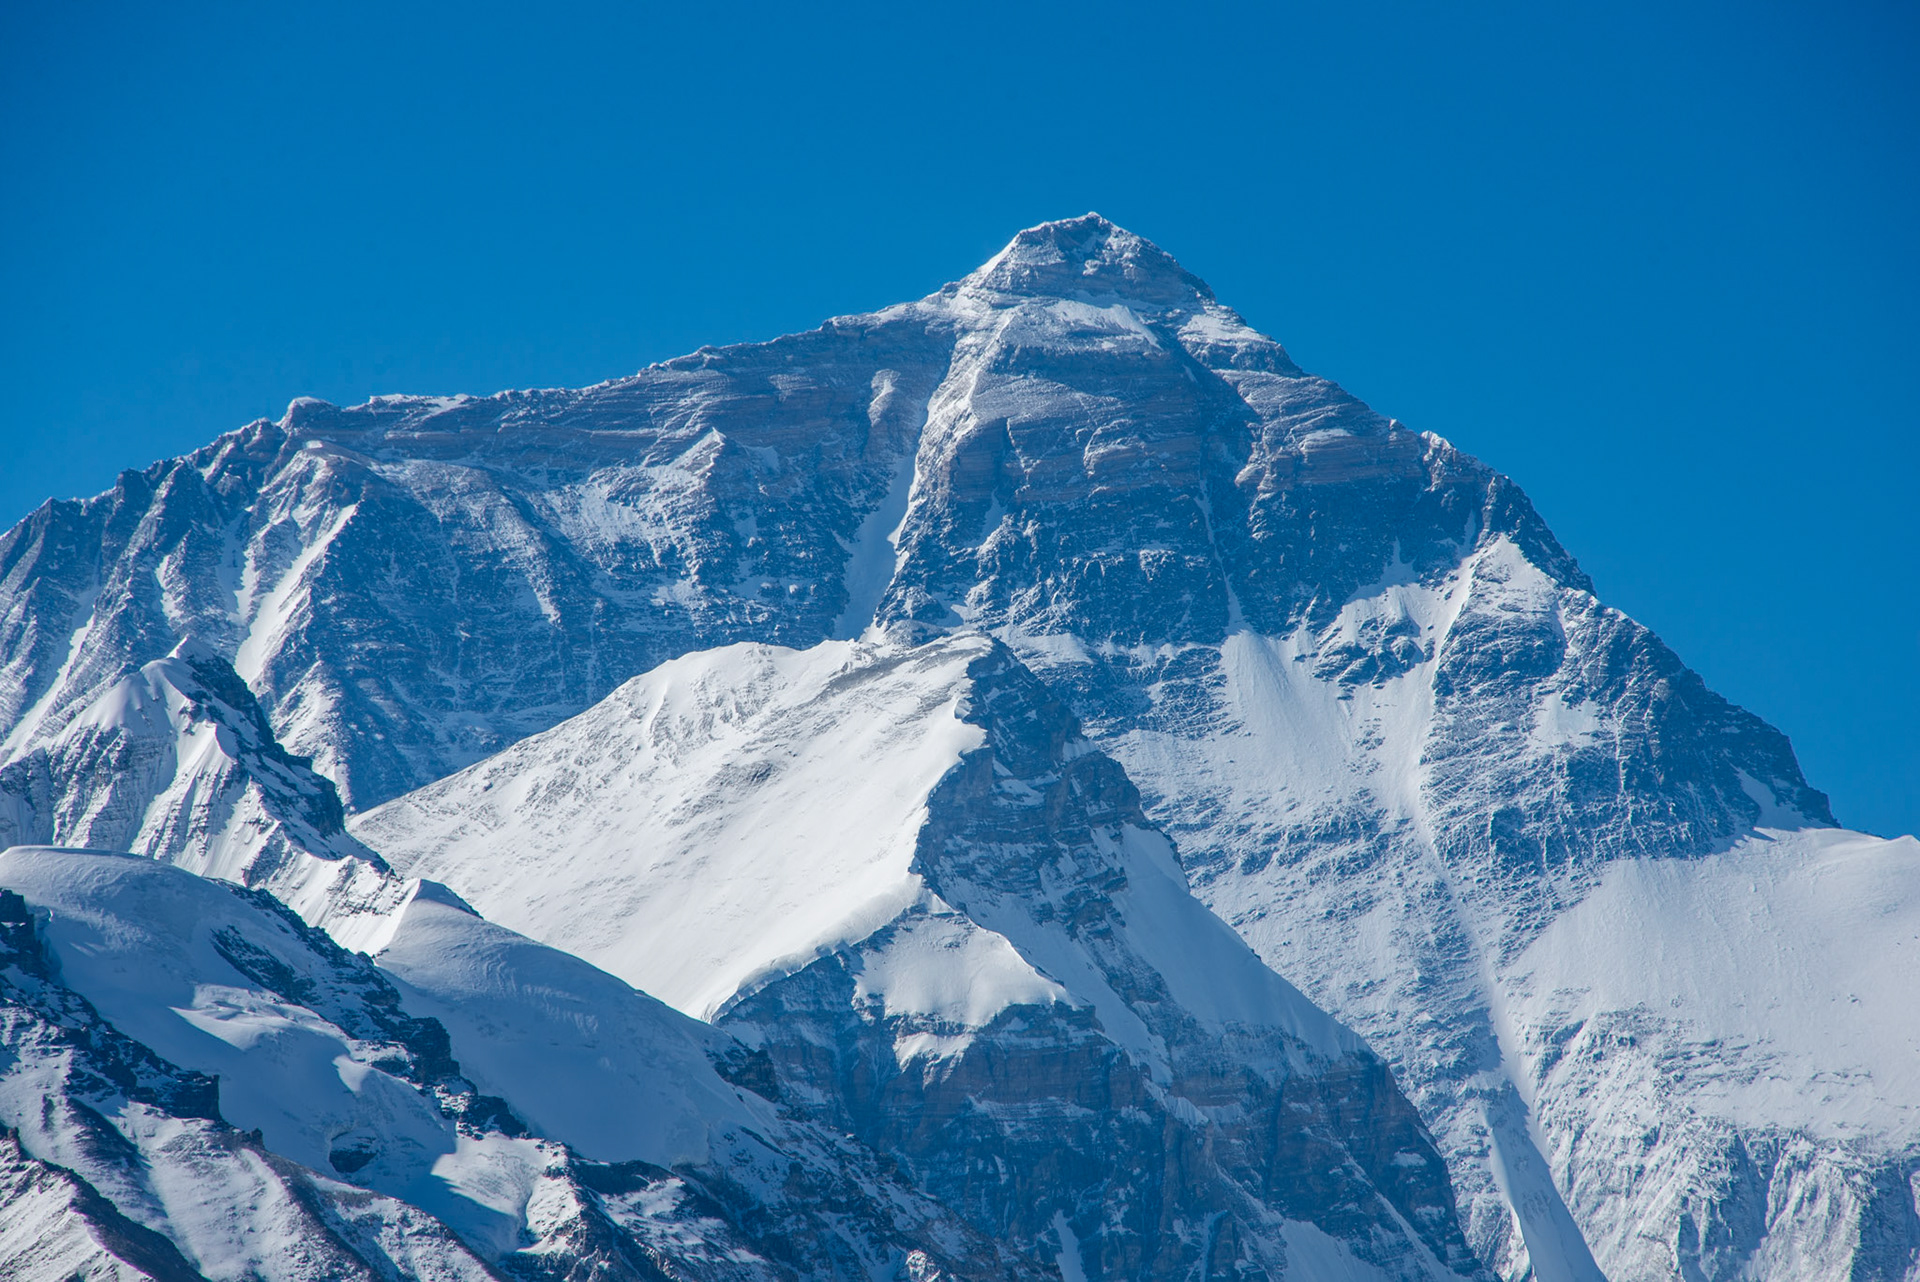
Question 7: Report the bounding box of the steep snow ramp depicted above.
[359,634,1489,1282]
[358,638,988,1018]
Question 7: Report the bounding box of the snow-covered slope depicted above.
[375,888,755,1167]
[0,855,502,1281]
[1505,827,1920,1282]
[0,846,1043,1281]
[2,212,1909,1280]
[357,633,1487,1282]
[359,639,987,1018]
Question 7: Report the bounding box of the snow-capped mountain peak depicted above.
[957,213,1217,309]
[0,638,410,948]
[2,636,366,872]
[0,214,1909,1282]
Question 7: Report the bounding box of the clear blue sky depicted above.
[4,3,1915,836]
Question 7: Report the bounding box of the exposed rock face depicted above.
[730,646,1483,1282]
[356,633,1488,1282]
[1,213,1910,1281]
[0,850,1043,1282]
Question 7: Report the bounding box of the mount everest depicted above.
[0,214,1912,1282]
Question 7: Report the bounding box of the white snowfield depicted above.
[375,888,760,1166]
[0,636,1480,1281]
[1514,827,1920,1150]
[358,638,989,1021]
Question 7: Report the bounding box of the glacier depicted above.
[0,213,1913,1281]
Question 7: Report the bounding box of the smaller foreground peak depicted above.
[965,213,1215,308]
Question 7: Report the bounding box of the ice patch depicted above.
[853,895,1071,1029]
[834,447,916,640]
[1531,692,1603,751]
[1051,1210,1087,1282]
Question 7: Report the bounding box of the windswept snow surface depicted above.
[357,638,989,1018]
[375,891,759,1167]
